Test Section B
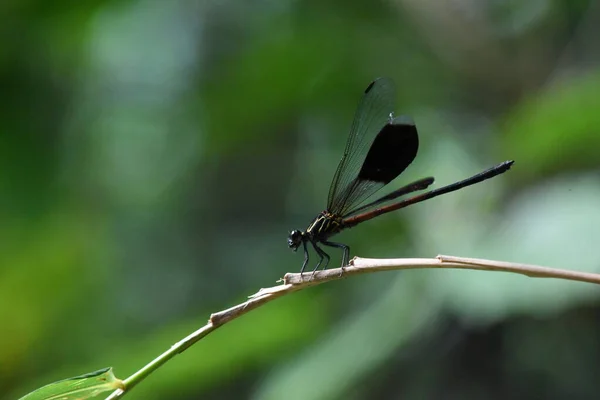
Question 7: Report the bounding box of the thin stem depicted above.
[105,254,600,399]
[283,255,600,285]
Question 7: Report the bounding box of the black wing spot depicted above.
[357,119,419,184]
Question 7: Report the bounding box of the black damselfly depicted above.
[288,77,513,275]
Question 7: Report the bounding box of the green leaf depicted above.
[503,71,600,179]
[19,367,124,400]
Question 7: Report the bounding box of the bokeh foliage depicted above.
[2,0,599,399]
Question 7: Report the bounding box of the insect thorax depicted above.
[306,211,344,239]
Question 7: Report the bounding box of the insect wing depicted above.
[327,78,395,214]
[327,78,419,215]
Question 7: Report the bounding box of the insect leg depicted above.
[321,240,350,267]
[317,246,331,271]
[299,240,309,275]
[310,241,330,278]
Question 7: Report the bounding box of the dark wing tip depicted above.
[364,80,377,94]
[364,77,393,94]
[421,177,435,188]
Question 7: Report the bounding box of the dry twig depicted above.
[106,255,600,399]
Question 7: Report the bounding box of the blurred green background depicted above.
[2,0,600,399]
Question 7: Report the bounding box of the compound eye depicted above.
[287,230,303,249]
